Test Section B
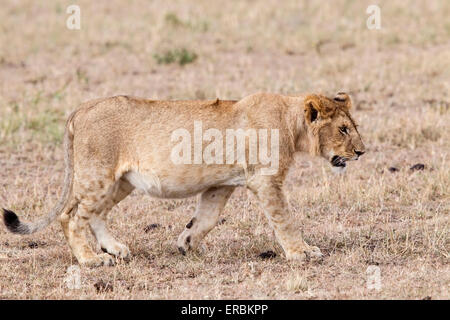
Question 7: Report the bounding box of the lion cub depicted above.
[3,92,365,267]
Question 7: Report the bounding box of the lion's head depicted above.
[302,92,365,172]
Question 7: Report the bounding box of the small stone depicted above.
[144,223,161,233]
[258,250,277,259]
[28,241,38,249]
[388,167,399,173]
[94,280,113,293]
[410,163,425,171]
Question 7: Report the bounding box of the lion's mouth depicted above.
[331,155,347,167]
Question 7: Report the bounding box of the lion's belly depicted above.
[124,167,245,199]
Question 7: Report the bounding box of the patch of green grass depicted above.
[154,50,176,64]
[54,3,62,14]
[76,68,89,85]
[153,48,198,66]
[0,96,65,146]
[164,12,209,32]
[0,105,22,143]
[385,34,402,46]
[27,110,64,144]
[165,12,184,27]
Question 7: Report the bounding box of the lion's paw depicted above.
[285,246,323,262]
[101,241,130,260]
[80,253,115,268]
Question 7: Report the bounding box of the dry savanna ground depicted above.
[0,0,449,299]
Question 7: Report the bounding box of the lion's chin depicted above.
[331,164,347,174]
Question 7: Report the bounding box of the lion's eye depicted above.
[339,126,349,135]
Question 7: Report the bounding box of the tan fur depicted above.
[3,92,365,267]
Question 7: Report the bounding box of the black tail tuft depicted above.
[3,208,25,234]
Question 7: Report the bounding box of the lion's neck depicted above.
[284,97,310,154]
[295,119,310,153]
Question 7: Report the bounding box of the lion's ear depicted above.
[333,92,352,110]
[304,95,334,124]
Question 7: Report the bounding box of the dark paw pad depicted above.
[186,218,195,229]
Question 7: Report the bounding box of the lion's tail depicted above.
[2,111,77,235]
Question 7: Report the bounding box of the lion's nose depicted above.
[355,150,365,157]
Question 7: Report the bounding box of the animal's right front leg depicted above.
[248,176,323,261]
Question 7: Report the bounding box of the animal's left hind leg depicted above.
[177,186,235,254]
[89,178,135,259]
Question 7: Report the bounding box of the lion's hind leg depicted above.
[177,186,235,255]
[89,178,134,260]
[63,201,115,267]
[62,173,129,267]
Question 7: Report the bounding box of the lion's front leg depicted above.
[177,186,235,255]
[248,176,323,261]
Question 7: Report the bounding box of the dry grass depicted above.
[0,0,449,299]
